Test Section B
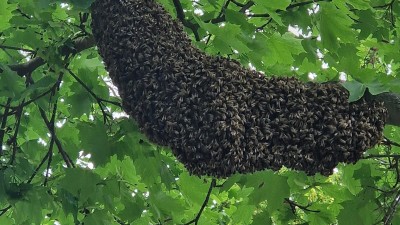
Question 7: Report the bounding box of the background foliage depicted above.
[0,0,400,224]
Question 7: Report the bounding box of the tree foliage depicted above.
[0,0,400,224]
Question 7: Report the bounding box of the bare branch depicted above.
[284,198,321,213]
[0,205,12,216]
[0,45,35,53]
[8,103,24,165]
[66,68,121,123]
[184,179,216,225]
[383,190,400,225]
[5,36,95,76]
[172,0,201,41]
[0,98,12,155]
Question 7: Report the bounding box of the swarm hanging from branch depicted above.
[90,0,387,177]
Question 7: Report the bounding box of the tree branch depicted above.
[8,103,24,165]
[0,98,12,155]
[5,36,95,76]
[172,0,201,41]
[184,179,216,225]
[383,189,400,225]
[44,101,57,186]
[248,0,330,18]
[284,198,321,213]
[0,44,35,53]
[39,106,75,168]
[66,68,121,123]
[0,205,12,216]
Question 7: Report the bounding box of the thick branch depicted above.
[5,36,95,76]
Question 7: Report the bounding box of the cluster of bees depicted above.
[91,0,387,177]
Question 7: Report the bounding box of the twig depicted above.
[0,45,35,53]
[27,148,51,184]
[373,0,395,9]
[184,179,216,225]
[4,36,95,76]
[172,0,201,41]
[383,137,400,148]
[239,1,254,13]
[364,154,400,159]
[0,205,12,216]
[208,0,231,24]
[66,68,121,123]
[0,98,12,155]
[248,0,330,18]
[383,189,400,225]
[114,216,128,225]
[284,198,320,213]
[230,0,246,7]
[44,102,57,186]
[1,79,62,115]
[8,102,24,165]
[256,18,273,31]
[38,107,74,168]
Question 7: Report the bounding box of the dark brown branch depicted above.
[230,0,246,7]
[38,106,75,168]
[239,1,254,13]
[0,98,12,155]
[8,102,24,165]
[383,137,400,148]
[0,205,12,216]
[5,36,95,76]
[184,179,216,225]
[208,0,231,24]
[0,45,35,53]
[44,102,57,186]
[66,68,121,123]
[248,0,330,18]
[27,148,51,183]
[0,82,60,114]
[383,189,400,225]
[172,0,201,41]
[284,198,321,213]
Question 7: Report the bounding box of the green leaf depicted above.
[178,173,210,205]
[245,171,290,212]
[231,204,256,224]
[82,210,115,225]
[0,1,17,31]
[59,168,101,202]
[347,0,371,10]
[340,163,363,195]
[263,33,305,66]
[255,0,291,10]
[342,80,366,102]
[77,120,112,165]
[319,2,356,51]
[252,211,273,225]
[0,65,25,98]
[366,81,390,95]
[65,89,93,118]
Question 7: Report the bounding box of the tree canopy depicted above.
[0,0,400,224]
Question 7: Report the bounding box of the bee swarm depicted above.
[91,0,387,177]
